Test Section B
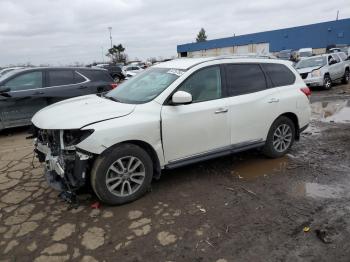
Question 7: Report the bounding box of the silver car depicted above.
[295,53,350,89]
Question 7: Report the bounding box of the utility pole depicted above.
[101,46,104,63]
[108,27,113,48]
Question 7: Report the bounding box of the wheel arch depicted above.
[104,140,162,179]
[276,112,300,140]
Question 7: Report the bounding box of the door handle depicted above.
[215,108,228,114]
[78,86,88,89]
[33,91,44,95]
[268,98,279,103]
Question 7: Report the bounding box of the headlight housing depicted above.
[63,129,94,147]
[311,69,321,77]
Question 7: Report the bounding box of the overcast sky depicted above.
[0,0,349,66]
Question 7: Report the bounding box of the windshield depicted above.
[0,69,21,82]
[106,67,184,104]
[295,57,326,69]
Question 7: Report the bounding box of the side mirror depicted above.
[0,87,11,97]
[0,87,10,94]
[172,91,192,105]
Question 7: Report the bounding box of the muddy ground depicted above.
[0,83,350,262]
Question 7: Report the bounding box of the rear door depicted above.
[44,69,91,104]
[0,70,47,128]
[224,63,282,145]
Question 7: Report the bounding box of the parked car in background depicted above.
[277,49,292,60]
[32,57,311,205]
[328,47,350,56]
[0,67,115,130]
[124,65,143,74]
[295,53,349,89]
[0,67,24,77]
[123,65,144,79]
[298,48,313,60]
[94,64,126,82]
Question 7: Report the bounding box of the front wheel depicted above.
[342,69,349,84]
[263,116,295,158]
[91,144,153,205]
[323,75,332,90]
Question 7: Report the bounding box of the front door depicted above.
[0,71,47,128]
[161,66,231,163]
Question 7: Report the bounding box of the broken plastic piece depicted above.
[91,201,101,209]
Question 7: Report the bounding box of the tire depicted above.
[323,75,332,90]
[263,116,295,158]
[91,143,153,205]
[342,69,349,85]
[113,75,120,83]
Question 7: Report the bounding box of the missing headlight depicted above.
[63,129,94,147]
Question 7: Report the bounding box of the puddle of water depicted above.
[311,100,350,123]
[231,156,288,180]
[293,182,344,199]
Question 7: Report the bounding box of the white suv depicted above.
[32,57,311,205]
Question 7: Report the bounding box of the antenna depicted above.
[336,10,339,20]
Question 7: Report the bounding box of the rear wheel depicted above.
[323,75,332,90]
[263,116,295,158]
[113,75,120,83]
[91,144,153,205]
[342,69,349,84]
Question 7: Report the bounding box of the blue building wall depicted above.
[177,18,350,53]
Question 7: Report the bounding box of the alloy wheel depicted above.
[272,124,292,153]
[105,156,145,197]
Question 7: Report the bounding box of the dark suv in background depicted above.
[93,64,126,82]
[0,67,115,130]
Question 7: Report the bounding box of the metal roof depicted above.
[177,18,350,53]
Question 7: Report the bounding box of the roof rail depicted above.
[186,53,278,69]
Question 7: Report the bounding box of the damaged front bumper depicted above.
[33,129,94,192]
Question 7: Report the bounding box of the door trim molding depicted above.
[165,139,265,169]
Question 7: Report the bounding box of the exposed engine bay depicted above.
[32,127,94,204]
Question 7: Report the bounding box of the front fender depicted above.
[76,104,165,166]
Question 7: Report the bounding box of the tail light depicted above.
[300,87,311,99]
[110,83,118,89]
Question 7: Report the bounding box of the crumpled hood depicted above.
[32,95,135,130]
[297,66,321,74]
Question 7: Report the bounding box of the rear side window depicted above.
[48,70,74,86]
[337,52,347,61]
[74,72,86,83]
[225,64,266,96]
[79,70,112,82]
[261,63,296,87]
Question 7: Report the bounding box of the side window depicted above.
[338,52,347,61]
[79,70,112,82]
[332,54,340,63]
[261,63,296,87]
[4,71,43,91]
[177,66,222,103]
[48,70,74,86]
[225,64,266,96]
